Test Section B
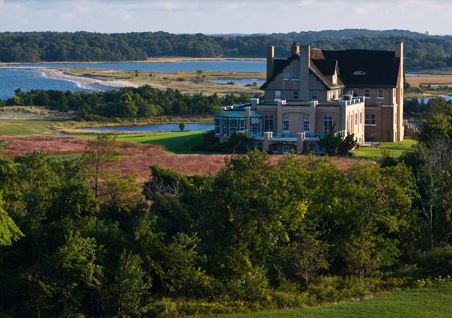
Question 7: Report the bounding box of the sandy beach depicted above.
[0,66,138,90]
[40,68,138,90]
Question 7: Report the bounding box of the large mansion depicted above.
[214,42,404,153]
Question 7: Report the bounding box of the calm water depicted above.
[209,78,265,86]
[0,68,95,99]
[418,95,452,103]
[406,73,452,77]
[8,60,267,73]
[1,59,451,100]
[81,123,214,132]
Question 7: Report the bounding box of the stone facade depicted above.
[215,42,404,153]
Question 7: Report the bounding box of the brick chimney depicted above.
[267,46,275,80]
[291,42,300,55]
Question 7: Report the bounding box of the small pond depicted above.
[81,123,214,133]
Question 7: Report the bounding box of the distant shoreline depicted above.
[0,57,266,66]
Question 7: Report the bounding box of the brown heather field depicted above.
[406,75,452,88]
[0,136,359,183]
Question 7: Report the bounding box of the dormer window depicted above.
[353,70,366,76]
[292,72,300,80]
[283,72,290,80]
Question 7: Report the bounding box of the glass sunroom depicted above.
[215,111,263,138]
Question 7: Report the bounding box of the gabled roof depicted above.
[261,48,401,90]
[315,49,400,88]
[261,54,299,90]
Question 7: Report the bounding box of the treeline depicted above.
[1,30,452,70]
[1,86,252,120]
[0,99,450,317]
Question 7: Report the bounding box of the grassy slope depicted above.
[0,119,57,135]
[116,131,206,154]
[201,283,452,318]
[352,138,417,159]
[0,118,417,158]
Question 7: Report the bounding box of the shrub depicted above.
[414,246,452,277]
[308,276,377,304]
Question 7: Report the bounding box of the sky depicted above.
[0,0,451,35]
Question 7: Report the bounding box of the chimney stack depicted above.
[395,41,404,141]
[267,46,275,80]
[291,42,300,56]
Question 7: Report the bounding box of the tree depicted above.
[291,235,329,287]
[107,250,151,316]
[179,122,185,132]
[0,194,23,246]
[82,135,118,198]
[344,234,383,278]
[318,124,357,155]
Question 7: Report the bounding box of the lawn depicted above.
[0,118,58,135]
[116,131,207,154]
[199,282,452,318]
[352,138,417,159]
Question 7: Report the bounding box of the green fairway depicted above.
[0,119,58,135]
[201,282,452,318]
[352,138,417,159]
[116,131,207,154]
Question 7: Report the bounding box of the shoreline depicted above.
[0,57,266,66]
[41,68,138,90]
[1,66,138,90]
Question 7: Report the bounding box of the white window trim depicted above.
[283,118,290,132]
[283,72,290,81]
[365,114,377,127]
[377,90,384,99]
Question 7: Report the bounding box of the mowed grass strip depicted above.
[352,138,417,159]
[0,119,58,135]
[116,131,207,154]
[198,282,452,318]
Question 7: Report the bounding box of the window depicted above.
[239,118,245,131]
[215,117,220,135]
[264,115,274,132]
[293,90,299,100]
[323,115,333,134]
[364,89,370,98]
[360,112,363,124]
[229,118,238,136]
[355,113,358,126]
[292,72,300,80]
[283,117,290,132]
[377,89,384,99]
[224,119,229,136]
[283,72,289,80]
[275,90,281,99]
[332,74,337,84]
[303,118,310,132]
[310,91,318,100]
[353,70,366,76]
[365,114,376,126]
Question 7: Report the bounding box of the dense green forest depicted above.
[1,30,452,70]
[0,98,450,317]
[0,86,253,120]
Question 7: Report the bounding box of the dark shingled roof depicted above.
[312,58,337,76]
[315,49,400,88]
[261,55,299,89]
[261,48,401,90]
